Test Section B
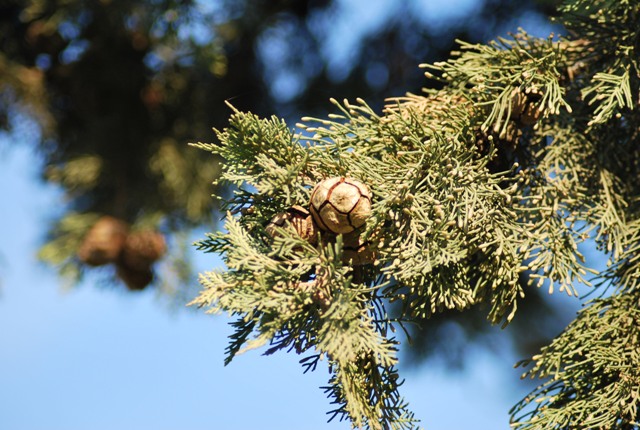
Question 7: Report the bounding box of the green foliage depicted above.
[37,212,101,283]
[511,293,640,429]
[583,68,634,125]
[190,0,640,428]
[425,32,571,135]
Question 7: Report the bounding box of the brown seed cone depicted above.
[518,102,543,125]
[500,120,523,143]
[342,231,376,266]
[511,86,544,126]
[293,267,331,310]
[77,216,129,266]
[309,177,372,234]
[120,230,167,272]
[266,205,318,245]
[116,262,154,291]
[510,87,527,118]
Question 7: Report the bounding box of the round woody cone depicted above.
[116,261,154,291]
[120,230,167,272]
[266,205,318,245]
[309,177,372,234]
[342,231,376,266]
[77,215,129,266]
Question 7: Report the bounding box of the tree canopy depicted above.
[191,0,640,428]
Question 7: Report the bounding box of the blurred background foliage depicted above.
[0,0,565,365]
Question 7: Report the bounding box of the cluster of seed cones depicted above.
[77,216,166,290]
[266,177,375,266]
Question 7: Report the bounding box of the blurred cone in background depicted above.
[120,230,167,271]
[115,230,166,291]
[115,262,154,291]
[77,216,129,266]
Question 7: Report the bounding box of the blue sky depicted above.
[0,1,595,429]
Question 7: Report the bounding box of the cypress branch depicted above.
[192,0,640,427]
